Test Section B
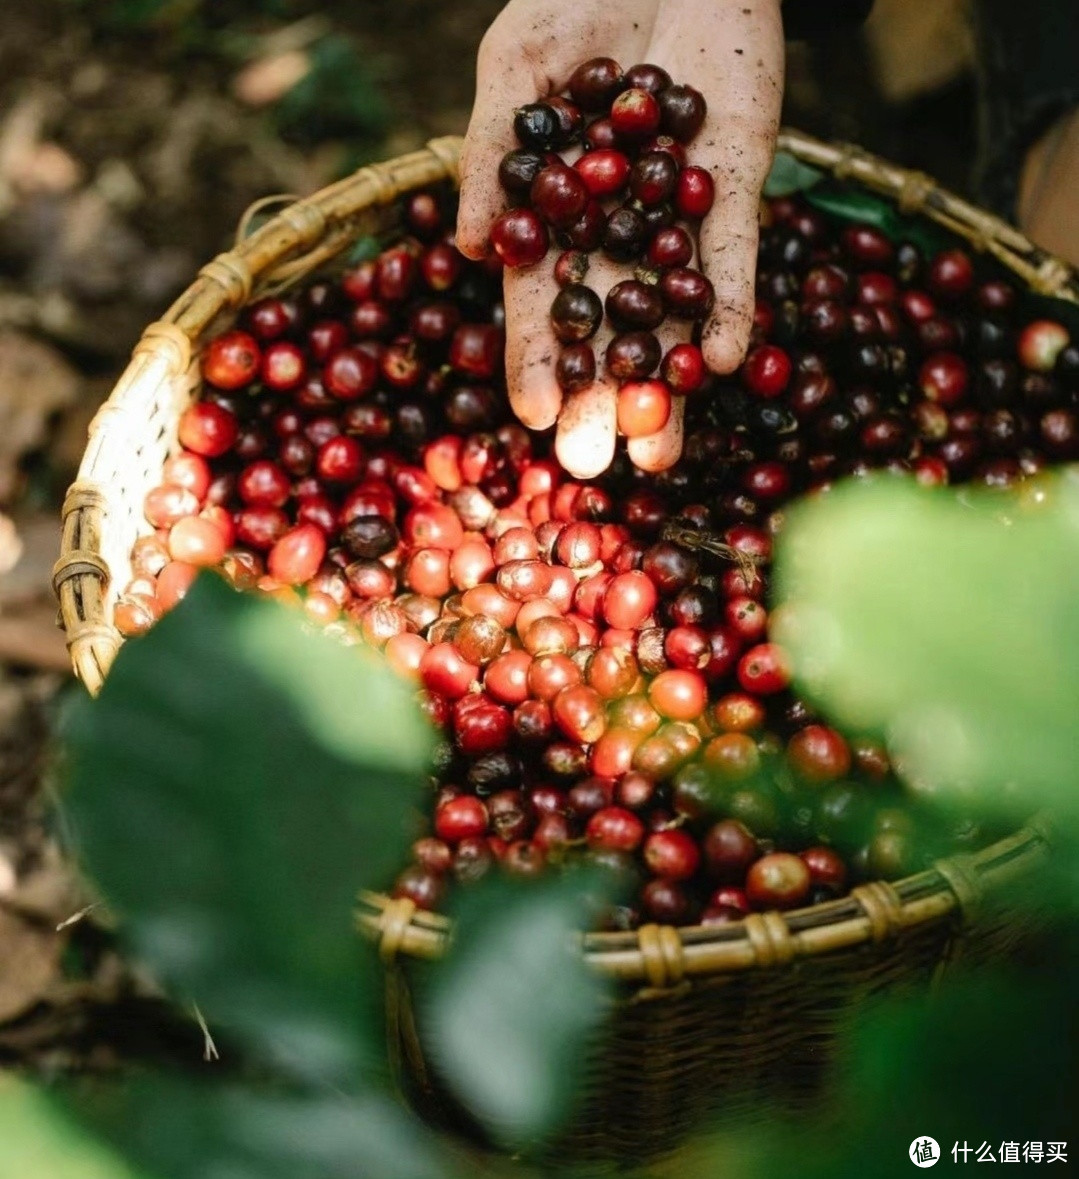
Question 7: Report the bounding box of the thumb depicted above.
[456,36,541,261]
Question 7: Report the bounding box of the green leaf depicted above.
[763,151,824,197]
[67,1074,450,1179]
[420,876,610,1148]
[804,180,953,256]
[61,575,434,1085]
[773,478,1079,820]
[682,961,1078,1179]
[0,1079,151,1179]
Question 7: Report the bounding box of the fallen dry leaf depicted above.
[0,515,21,578]
[0,510,52,607]
[0,329,80,502]
[233,49,312,107]
[0,908,63,1023]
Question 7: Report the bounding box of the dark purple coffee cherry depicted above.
[602,206,647,262]
[556,342,597,393]
[605,280,665,331]
[607,331,662,380]
[550,284,603,343]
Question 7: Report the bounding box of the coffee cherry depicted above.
[575,149,632,197]
[567,57,626,111]
[513,102,560,150]
[800,845,847,892]
[435,796,488,843]
[324,347,378,400]
[742,344,792,399]
[449,324,504,379]
[657,84,707,142]
[167,517,227,567]
[587,806,645,851]
[606,331,661,380]
[421,642,480,699]
[746,853,811,909]
[630,151,678,206]
[675,166,714,218]
[268,524,326,586]
[659,268,714,320]
[602,206,647,262]
[643,829,700,880]
[202,330,260,389]
[610,87,661,138]
[702,733,759,780]
[641,878,693,923]
[647,226,694,271]
[553,684,607,743]
[725,596,767,643]
[660,343,706,395]
[787,725,851,784]
[553,250,591,287]
[562,200,608,251]
[617,380,672,437]
[624,62,672,92]
[556,343,596,393]
[550,284,603,343]
[703,820,758,881]
[1018,319,1070,373]
[531,163,590,228]
[919,352,969,406]
[602,571,658,629]
[491,208,550,268]
[928,248,974,299]
[528,653,582,702]
[546,96,584,144]
[648,669,707,720]
[709,692,763,733]
[178,402,238,457]
[143,484,198,530]
[737,643,790,694]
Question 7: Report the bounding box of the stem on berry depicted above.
[660,520,764,583]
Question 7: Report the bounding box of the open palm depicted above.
[456,0,784,477]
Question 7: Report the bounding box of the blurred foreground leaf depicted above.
[62,575,433,1085]
[421,876,610,1149]
[741,964,1076,1179]
[66,1073,449,1179]
[0,1078,150,1179]
[774,479,1079,819]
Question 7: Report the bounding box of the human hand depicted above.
[456,0,784,477]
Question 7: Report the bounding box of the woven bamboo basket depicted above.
[56,129,1066,1161]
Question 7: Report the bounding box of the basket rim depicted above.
[57,128,1066,985]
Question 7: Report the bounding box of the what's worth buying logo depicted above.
[910,1137,941,1168]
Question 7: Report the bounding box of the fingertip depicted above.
[454,169,496,261]
[504,269,562,430]
[700,313,752,374]
[511,368,562,431]
[454,220,490,262]
[627,397,685,471]
[555,384,617,478]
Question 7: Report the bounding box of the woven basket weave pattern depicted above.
[55,129,1065,1157]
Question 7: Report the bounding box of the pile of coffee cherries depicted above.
[491,58,715,435]
[115,135,1075,929]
